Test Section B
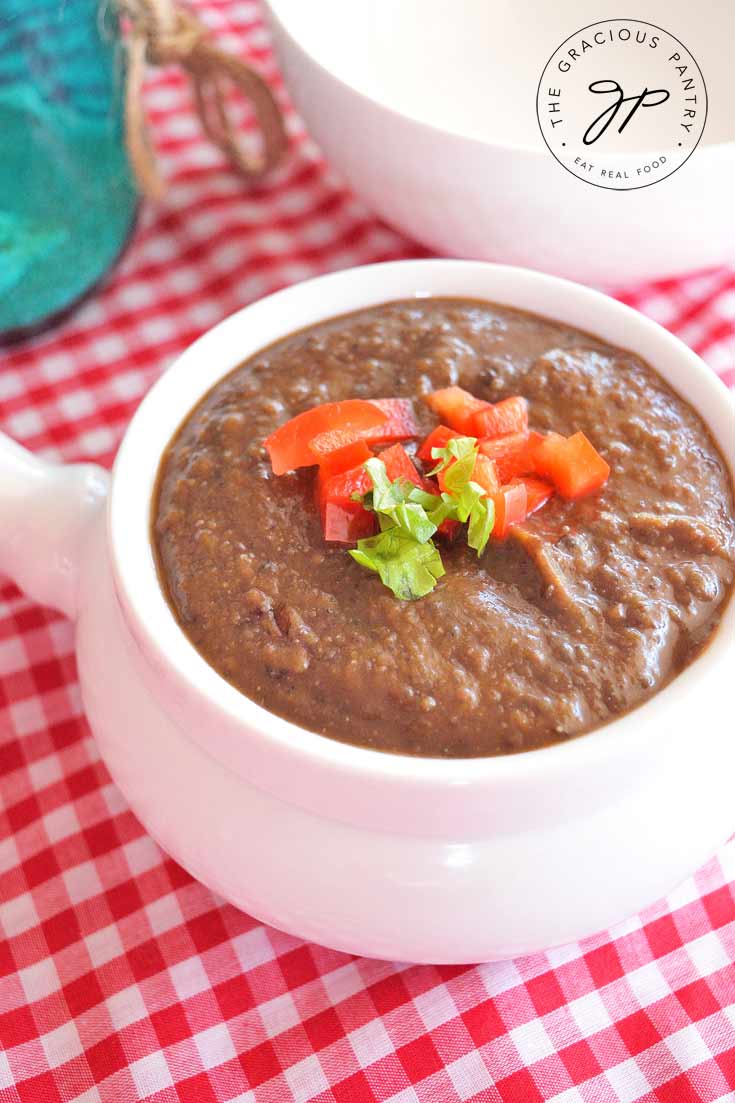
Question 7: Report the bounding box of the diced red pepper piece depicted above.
[421,475,441,494]
[471,454,500,496]
[437,518,461,540]
[264,399,387,475]
[531,431,609,499]
[424,386,489,434]
[478,431,540,482]
[320,463,373,508]
[378,443,424,487]
[525,430,547,467]
[320,444,424,508]
[491,482,528,540]
[515,475,554,515]
[470,395,528,439]
[318,442,435,545]
[363,398,419,444]
[319,462,373,542]
[311,434,373,481]
[322,500,376,543]
[529,432,565,480]
[417,424,462,461]
[309,428,358,460]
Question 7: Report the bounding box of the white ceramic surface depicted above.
[263,0,735,284]
[1,260,734,962]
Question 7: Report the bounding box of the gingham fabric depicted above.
[2,4,735,1101]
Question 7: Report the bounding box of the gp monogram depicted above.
[536,19,707,190]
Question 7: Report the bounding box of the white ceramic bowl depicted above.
[1,260,734,962]
[264,0,735,285]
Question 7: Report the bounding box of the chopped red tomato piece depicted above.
[363,398,419,444]
[471,454,500,495]
[424,386,489,434]
[470,395,528,439]
[491,482,528,540]
[515,476,554,515]
[311,434,372,481]
[531,431,609,499]
[264,399,387,475]
[417,424,461,461]
[322,500,376,543]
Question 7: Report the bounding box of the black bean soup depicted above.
[153,299,735,757]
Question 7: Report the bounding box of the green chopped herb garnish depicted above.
[429,437,494,556]
[348,439,495,600]
[427,434,477,478]
[387,501,437,543]
[350,527,445,600]
[467,496,495,555]
[348,457,442,600]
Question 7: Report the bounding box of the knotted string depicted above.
[117,0,287,199]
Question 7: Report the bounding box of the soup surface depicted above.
[153,299,734,756]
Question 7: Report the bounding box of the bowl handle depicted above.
[0,432,109,619]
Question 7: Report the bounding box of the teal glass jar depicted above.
[0,0,138,341]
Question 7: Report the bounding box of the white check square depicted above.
[85,925,124,969]
[28,753,63,791]
[62,860,104,906]
[41,1020,83,1069]
[348,1018,394,1066]
[283,1054,329,1103]
[605,1058,651,1103]
[414,985,459,1031]
[568,991,612,1036]
[511,1017,556,1063]
[194,1022,237,1070]
[106,984,148,1031]
[232,927,275,972]
[131,1050,174,1097]
[626,961,671,1008]
[170,956,211,1002]
[0,1050,15,1089]
[687,931,731,977]
[20,958,59,1003]
[665,1023,713,1071]
[447,1050,493,1101]
[2,893,40,938]
[258,992,300,1040]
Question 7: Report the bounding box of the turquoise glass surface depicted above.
[0,0,137,337]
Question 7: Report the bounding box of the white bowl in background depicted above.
[1,260,733,962]
[264,0,735,285]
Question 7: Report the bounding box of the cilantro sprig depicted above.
[348,439,495,600]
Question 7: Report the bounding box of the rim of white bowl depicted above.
[264,2,733,157]
[109,259,735,787]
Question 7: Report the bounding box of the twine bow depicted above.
[118,0,287,200]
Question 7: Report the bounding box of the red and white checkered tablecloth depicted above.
[2,3,735,1101]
